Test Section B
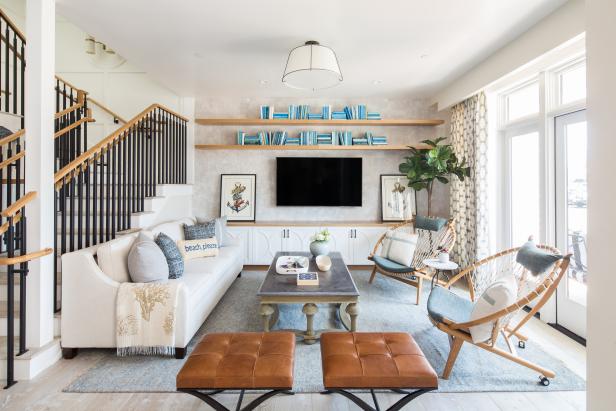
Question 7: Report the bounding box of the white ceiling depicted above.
[56,0,568,99]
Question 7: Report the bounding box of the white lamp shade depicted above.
[282,42,342,91]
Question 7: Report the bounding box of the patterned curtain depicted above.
[449,92,489,268]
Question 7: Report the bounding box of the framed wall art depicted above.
[220,174,256,222]
[380,174,416,222]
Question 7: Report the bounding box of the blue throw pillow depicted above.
[155,232,184,279]
[183,221,216,240]
[415,215,447,232]
[516,241,562,275]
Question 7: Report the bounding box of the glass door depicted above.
[555,110,587,338]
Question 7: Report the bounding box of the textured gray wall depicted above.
[193,97,450,222]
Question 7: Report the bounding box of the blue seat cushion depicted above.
[427,286,474,324]
[373,255,414,273]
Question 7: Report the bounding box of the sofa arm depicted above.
[61,247,121,348]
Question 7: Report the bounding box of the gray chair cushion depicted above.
[427,286,474,324]
[155,232,184,279]
[128,232,169,283]
[373,255,414,273]
[415,215,447,232]
[183,220,216,240]
[516,241,563,275]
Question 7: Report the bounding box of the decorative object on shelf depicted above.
[282,40,343,91]
[309,229,331,257]
[276,255,309,275]
[399,137,470,216]
[380,175,416,222]
[297,272,319,286]
[219,174,256,222]
[260,104,380,121]
[316,255,332,272]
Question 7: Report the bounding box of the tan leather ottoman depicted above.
[320,332,438,411]
[177,332,295,411]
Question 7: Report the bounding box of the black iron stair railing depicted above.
[53,104,187,311]
[0,9,25,130]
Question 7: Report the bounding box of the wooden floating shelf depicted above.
[195,118,444,126]
[195,144,426,151]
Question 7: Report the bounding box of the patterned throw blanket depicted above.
[116,282,181,356]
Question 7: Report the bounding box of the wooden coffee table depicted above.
[257,251,360,344]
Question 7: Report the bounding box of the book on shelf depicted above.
[273,112,289,119]
[259,106,274,120]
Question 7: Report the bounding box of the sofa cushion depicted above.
[177,238,219,260]
[469,274,518,343]
[156,232,184,279]
[128,232,169,283]
[150,217,196,242]
[183,221,216,240]
[97,234,136,283]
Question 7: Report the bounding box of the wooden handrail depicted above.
[0,129,24,147]
[0,211,21,236]
[54,103,188,184]
[88,97,127,123]
[0,151,25,171]
[1,191,36,218]
[53,117,94,139]
[0,8,26,43]
[0,247,53,265]
[54,75,87,94]
[54,103,84,119]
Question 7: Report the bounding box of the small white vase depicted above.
[438,252,450,263]
[309,240,330,257]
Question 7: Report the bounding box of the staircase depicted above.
[0,7,191,387]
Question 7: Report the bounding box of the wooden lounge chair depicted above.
[368,217,456,305]
[426,245,571,385]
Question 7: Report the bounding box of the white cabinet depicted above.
[284,227,314,253]
[229,223,389,266]
[226,226,251,263]
[251,227,284,265]
[352,227,386,265]
[321,227,353,264]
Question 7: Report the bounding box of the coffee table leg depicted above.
[302,303,318,344]
[260,304,275,332]
[346,303,359,332]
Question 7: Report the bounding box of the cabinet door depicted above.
[322,227,353,264]
[352,227,388,265]
[252,227,284,265]
[283,227,314,253]
[226,226,251,264]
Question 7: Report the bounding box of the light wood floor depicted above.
[0,313,586,411]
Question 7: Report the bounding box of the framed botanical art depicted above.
[219,174,256,222]
[380,174,416,222]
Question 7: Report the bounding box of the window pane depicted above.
[511,131,540,245]
[560,64,586,104]
[565,121,587,306]
[507,83,539,121]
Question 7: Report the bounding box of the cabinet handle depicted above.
[353,229,357,238]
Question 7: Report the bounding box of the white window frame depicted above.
[492,56,586,323]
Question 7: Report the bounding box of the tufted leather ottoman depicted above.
[320,332,437,411]
[177,332,295,411]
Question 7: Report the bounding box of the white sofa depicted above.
[60,217,244,359]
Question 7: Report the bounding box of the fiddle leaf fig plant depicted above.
[399,137,470,216]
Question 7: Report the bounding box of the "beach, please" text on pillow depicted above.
[176,238,219,260]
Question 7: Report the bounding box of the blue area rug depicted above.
[64,271,586,393]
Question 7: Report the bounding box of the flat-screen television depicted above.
[276,157,362,206]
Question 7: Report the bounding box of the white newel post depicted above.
[24,0,56,349]
[180,97,196,185]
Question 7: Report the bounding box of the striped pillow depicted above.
[380,230,418,267]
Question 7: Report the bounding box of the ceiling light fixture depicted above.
[282,41,343,91]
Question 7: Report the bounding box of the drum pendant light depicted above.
[282,41,343,91]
